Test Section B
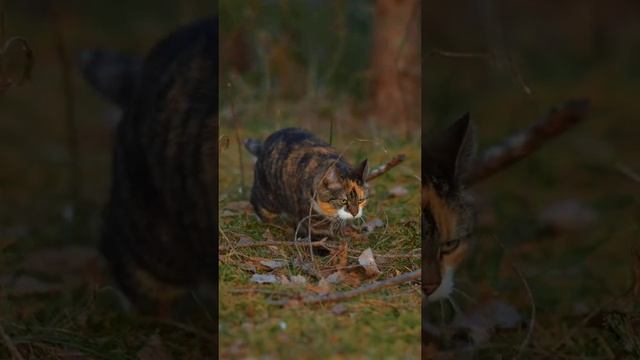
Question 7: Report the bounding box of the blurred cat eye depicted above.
[439,238,460,254]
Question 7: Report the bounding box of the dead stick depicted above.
[268,269,420,306]
[219,238,327,252]
[466,99,590,185]
[366,154,406,182]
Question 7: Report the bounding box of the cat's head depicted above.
[422,114,476,302]
[313,159,369,220]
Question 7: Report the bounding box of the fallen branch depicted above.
[366,154,406,182]
[268,269,420,306]
[466,99,590,185]
[218,238,327,252]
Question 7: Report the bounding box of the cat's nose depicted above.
[423,283,439,296]
[348,206,359,216]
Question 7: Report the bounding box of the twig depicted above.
[52,4,80,233]
[268,269,420,306]
[365,154,406,182]
[0,322,24,360]
[467,99,590,185]
[509,260,536,360]
[616,162,640,184]
[229,86,245,194]
[218,238,328,252]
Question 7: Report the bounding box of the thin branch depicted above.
[0,322,24,360]
[466,99,590,185]
[366,154,406,182]
[268,269,420,306]
[52,5,80,234]
[509,260,536,360]
[218,238,328,252]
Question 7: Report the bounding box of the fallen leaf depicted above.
[342,271,362,287]
[263,229,275,242]
[260,259,288,270]
[326,271,344,285]
[538,199,598,232]
[331,243,348,268]
[358,248,382,277]
[138,335,173,360]
[250,274,278,284]
[331,303,348,316]
[308,278,331,295]
[237,236,254,246]
[278,275,290,285]
[388,185,409,198]
[290,275,307,285]
[224,201,252,212]
[363,218,384,233]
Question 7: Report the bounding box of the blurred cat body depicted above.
[422,115,476,354]
[245,128,368,236]
[80,18,218,314]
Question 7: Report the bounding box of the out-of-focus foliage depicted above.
[219,0,373,101]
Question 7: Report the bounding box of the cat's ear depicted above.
[353,159,368,182]
[426,113,476,184]
[323,165,340,185]
[78,49,142,108]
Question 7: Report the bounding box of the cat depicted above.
[422,114,476,353]
[80,17,218,314]
[244,128,368,238]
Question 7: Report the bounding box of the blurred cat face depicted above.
[422,114,476,303]
[423,186,474,302]
[314,160,368,220]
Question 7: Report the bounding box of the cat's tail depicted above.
[244,138,263,156]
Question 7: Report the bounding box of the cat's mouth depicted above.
[336,207,362,220]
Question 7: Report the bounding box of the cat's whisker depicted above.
[446,296,463,316]
[452,288,477,304]
[439,299,446,325]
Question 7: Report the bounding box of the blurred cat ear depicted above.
[78,49,142,109]
[354,159,369,182]
[425,113,476,184]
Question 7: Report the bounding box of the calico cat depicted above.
[422,114,476,351]
[80,18,218,313]
[244,128,368,237]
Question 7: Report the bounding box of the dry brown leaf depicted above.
[237,236,254,246]
[358,248,382,277]
[263,229,275,242]
[342,270,362,287]
[307,278,331,295]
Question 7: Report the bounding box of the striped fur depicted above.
[246,128,368,237]
[83,18,218,313]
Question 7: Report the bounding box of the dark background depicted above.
[424,0,640,357]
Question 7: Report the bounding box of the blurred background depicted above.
[0,1,216,358]
[424,0,640,357]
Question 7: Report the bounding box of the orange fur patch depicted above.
[317,200,337,217]
[423,187,458,242]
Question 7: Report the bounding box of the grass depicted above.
[218,96,422,359]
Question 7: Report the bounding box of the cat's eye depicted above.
[358,198,365,204]
[341,199,348,205]
[439,238,460,254]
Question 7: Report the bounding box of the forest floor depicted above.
[217,97,422,359]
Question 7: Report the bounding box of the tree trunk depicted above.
[370,0,421,138]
